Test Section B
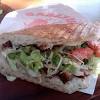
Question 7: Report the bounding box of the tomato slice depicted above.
[87,41,100,57]
[69,47,94,60]
[95,50,100,57]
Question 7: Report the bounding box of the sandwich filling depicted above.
[1,40,100,83]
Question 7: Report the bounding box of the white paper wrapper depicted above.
[79,74,98,95]
[0,4,98,95]
[0,4,87,33]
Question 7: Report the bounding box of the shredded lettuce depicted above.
[87,56,100,71]
[30,50,45,62]
[51,52,61,66]
[7,47,44,72]
[61,63,76,73]
[31,62,43,72]
[59,56,77,73]
[63,57,73,64]
[7,56,17,71]
[19,51,29,65]
[45,51,63,76]
[7,52,20,60]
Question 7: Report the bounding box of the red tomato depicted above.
[95,50,100,57]
[69,47,94,60]
[87,41,100,57]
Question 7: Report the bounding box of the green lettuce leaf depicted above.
[8,52,20,60]
[88,56,100,71]
[30,50,45,62]
[31,62,43,72]
[61,63,76,73]
[19,51,29,65]
[7,48,44,72]
[7,57,17,71]
[51,52,61,66]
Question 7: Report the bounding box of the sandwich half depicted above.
[0,23,100,94]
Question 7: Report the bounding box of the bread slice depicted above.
[0,23,99,48]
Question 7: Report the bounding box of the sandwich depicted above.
[0,23,100,94]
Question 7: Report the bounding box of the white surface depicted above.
[0,4,99,95]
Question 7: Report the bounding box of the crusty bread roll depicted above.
[0,23,99,94]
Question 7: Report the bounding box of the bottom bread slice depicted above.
[0,53,89,94]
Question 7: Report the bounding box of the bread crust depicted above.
[0,23,98,48]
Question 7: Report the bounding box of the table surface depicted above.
[0,3,100,100]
